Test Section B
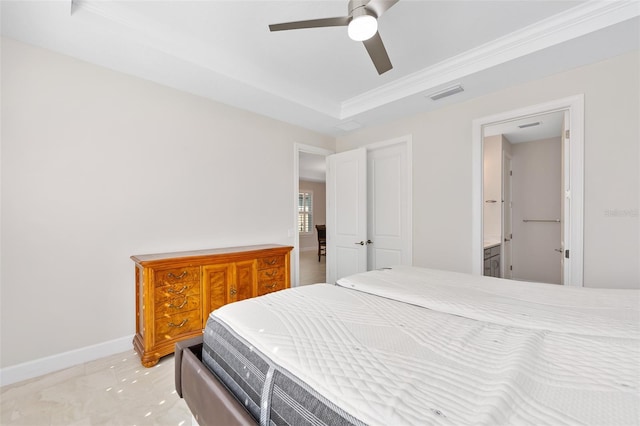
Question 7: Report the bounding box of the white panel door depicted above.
[367,143,411,269]
[326,148,367,284]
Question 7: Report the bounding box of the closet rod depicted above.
[522,219,560,223]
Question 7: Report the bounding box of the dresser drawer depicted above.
[257,256,284,270]
[156,280,200,300]
[154,266,200,287]
[155,310,201,340]
[258,267,285,282]
[155,293,200,316]
[256,280,286,296]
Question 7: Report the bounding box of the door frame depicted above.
[293,143,334,287]
[471,95,584,286]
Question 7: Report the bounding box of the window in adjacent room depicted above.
[298,191,313,234]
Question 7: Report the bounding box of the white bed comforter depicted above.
[212,266,640,425]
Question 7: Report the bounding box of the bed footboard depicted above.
[175,336,257,426]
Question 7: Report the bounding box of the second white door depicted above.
[367,142,412,270]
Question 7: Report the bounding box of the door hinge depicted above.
[510,170,513,176]
[565,129,570,139]
[510,265,513,271]
[565,249,570,259]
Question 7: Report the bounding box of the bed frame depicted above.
[175,336,257,426]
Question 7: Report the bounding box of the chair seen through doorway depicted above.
[315,225,326,262]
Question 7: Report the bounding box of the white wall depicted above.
[0,38,334,371]
[337,51,639,289]
[511,138,562,284]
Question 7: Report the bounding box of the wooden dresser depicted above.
[131,244,292,367]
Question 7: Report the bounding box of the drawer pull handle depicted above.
[167,271,188,280]
[230,288,237,296]
[168,285,188,294]
[168,297,188,309]
[265,259,277,265]
[265,283,277,289]
[168,319,188,328]
[265,270,278,277]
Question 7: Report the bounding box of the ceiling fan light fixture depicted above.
[348,14,377,41]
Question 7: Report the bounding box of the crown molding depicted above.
[339,0,640,119]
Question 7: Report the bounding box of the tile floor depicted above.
[298,249,326,285]
[0,350,192,425]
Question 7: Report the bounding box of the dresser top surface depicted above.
[131,244,292,264]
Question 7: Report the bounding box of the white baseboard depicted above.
[0,334,134,387]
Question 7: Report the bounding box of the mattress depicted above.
[203,266,640,425]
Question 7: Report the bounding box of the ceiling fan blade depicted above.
[363,32,392,74]
[269,16,350,32]
[365,0,399,18]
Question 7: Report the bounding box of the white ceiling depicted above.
[1,1,639,137]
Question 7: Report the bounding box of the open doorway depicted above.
[472,95,584,287]
[293,144,332,287]
[483,111,564,284]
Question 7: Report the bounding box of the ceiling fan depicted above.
[268,0,399,75]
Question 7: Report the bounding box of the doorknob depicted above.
[355,241,364,245]
[554,248,563,253]
[366,240,373,245]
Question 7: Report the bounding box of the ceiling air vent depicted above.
[427,84,464,101]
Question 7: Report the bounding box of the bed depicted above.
[175,266,640,426]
